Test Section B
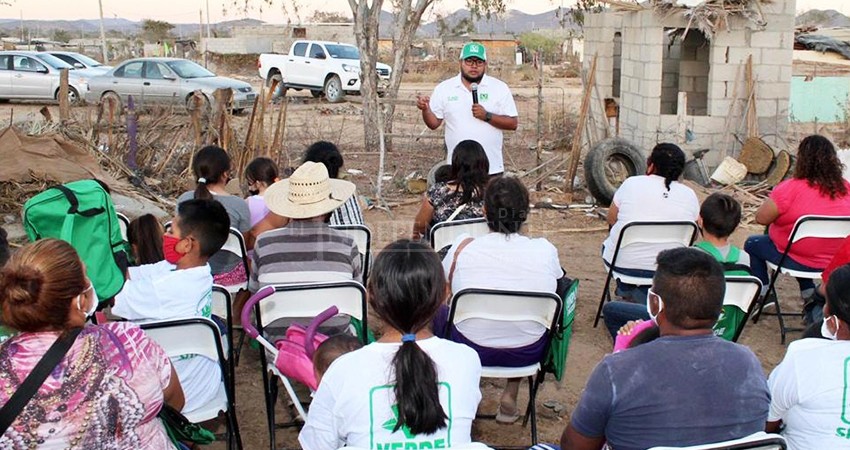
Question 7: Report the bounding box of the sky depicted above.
[5,0,849,24]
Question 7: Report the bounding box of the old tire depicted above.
[185,93,211,115]
[56,87,81,105]
[324,75,344,103]
[584,138,647,206]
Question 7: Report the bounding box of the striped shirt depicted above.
[249,221,363,292]
[330,195,364,226]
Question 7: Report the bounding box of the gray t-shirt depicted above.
[177,191,251,274]
[570,334,769,450]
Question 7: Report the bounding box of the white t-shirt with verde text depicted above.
[769,338,850,450]
[299,337,482,450]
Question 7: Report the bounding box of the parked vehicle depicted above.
[0,51,89,105]
[258,40,392,103]
[86,57,256,113]
[45,51,112,76]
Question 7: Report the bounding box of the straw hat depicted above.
[264,161,355,219]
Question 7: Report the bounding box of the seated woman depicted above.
[436,176,563,423]
[745,135,850,302]
[767,263,850,449]
[412,140,489,241]
[602,142,699,303]
[0,239,184,448]
[299,240,482,449]
[244,156,280,227]
[127,213,164,265]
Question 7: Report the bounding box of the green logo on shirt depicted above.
[382,405,415,439]
[448,96,459,102]
[369,383,453,449]
[480,93,489,101]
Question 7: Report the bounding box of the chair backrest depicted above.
[788,215,850,244]
[211,284,232,324]
[254,281,368,337]
[723,276,763,313]
[430,218,490,251]
[610,221,698,267]
[648,431,786,449]
[329,224,372,280]
[140,317,225,364]
[116,212,130,242]
[448,288,562,337]
[220,228,250,272]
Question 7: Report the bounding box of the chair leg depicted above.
[228,409,243,450]
[593,271,614,328]
[775,293,788,345]
[234,329,246,365]
[752,268,780,324]
[520,374,541,446]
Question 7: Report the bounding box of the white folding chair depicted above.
[648,431,786,449]
[248,281,368,450]
[220,228,250,294]
[116,212,130,242]
[212,285,236,393]
[429,218,490,251]
[594,221,698,327]
[330,224,372,281]
[443,288,562,447]
[718,276,762,343]
[140,317,243,450]
[752,215,850,344]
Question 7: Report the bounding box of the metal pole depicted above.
[97,0,109,63]
[206,0,211,38]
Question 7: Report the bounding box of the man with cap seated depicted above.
[416,41,518,177]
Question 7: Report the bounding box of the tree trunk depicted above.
[349,0,384,152]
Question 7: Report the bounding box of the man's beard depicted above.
[462,72,483,84]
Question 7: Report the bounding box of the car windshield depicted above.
[325,44,359,60]
[71,53,103,67]
[38,54,74,70]
[165,60,215,78]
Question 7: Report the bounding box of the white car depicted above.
[46,51,112,76]
[258,40,391,103]
[0,51,89,104]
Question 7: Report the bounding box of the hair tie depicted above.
[401,333,416,343]
[197,177,207,184]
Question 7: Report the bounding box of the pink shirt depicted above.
[769,178,850,268]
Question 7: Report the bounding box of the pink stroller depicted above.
[241,285,339,418]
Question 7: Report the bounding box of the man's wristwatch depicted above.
[485,112,492,122]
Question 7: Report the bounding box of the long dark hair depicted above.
[794,135,847,200]
[485,176,529,234]
[648,143,685,191]
[127,214,164,265]
[367,240,448,435]
[192,145,231,200]
[826,264,850,325]
[303,141,344,179]
[450,140,489,204]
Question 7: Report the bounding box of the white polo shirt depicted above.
[429,74,518,174]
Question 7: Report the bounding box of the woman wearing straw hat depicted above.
[248,161,362,294]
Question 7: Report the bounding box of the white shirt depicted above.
[768,338,850,450]
[429,74,518,174]
[112,260,221,415]
[602,175,699,270]
[442,232,562,347]
[299,337,482,450]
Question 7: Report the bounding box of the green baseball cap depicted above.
[460,42,487,61]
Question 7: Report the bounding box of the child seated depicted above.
[245,157,280,227]
[127,214,164,265]
[694,193,751,274]
[112,198,230,414]
[312,334,363,385]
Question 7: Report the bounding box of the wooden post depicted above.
[676,92,688,144]
[745,55,758,138]
[58,68,69,122]
[535,50,544,191]
[270,96,288,161]
[564,54,598,199]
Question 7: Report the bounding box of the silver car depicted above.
[46,51,112,76]
[0,51,89,104]
[86,58,256,113]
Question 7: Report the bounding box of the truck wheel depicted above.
[583,138,647,206]
[311,90,323,98]
[324,75,345,103]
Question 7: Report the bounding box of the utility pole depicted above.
[206,0,211,38]
[19,10,24,45]
[98,0,109,63]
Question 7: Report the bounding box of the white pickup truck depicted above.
[258,40,391,103]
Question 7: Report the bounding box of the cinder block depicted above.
[756,99,779,117]
[759,82,790,100]
[713,30,748,49]
[755,67,781,83]
[679,77,695,92]
[749,32,783,49]
[780,66,793,84]
[680,61,709,77]
[728,47,759,64]
[761,49,792,65]
[643,97,661,116]
[644,62,663,81]
[694,76,709,93]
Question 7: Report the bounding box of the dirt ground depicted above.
[0,77,805,449]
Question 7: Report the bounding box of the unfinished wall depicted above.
[583,0,796,169]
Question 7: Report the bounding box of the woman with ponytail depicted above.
[602,142,699,303]
[178,145,251,283]
[299,240,482,449]
[0,239,184,448]
[412,140,489,241]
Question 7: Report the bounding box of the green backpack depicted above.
[23,180,129,303]
[694,241,752,341]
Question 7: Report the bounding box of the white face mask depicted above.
[77,283,98,319]
[822,316,840,340]
[647,288,664,325]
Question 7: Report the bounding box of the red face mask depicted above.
[162,234,185,264]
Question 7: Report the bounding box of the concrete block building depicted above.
[582,0,796,168]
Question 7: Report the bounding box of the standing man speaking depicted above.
[416,42,518,176]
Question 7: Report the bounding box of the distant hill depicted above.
[796,9,850,28]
